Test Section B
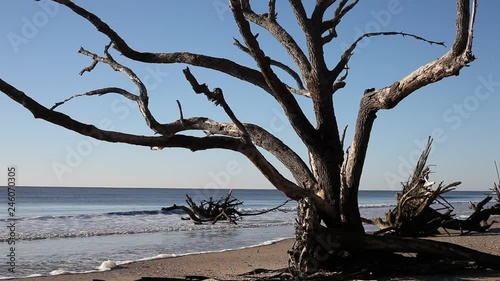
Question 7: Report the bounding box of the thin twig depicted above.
[340,125,348,149]
[495,161,500,184]
[176,100,184,123]
[51,87,138,110]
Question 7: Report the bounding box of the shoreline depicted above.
[9,225,500,281]
[1,236,293,280]
[9,239,295,281]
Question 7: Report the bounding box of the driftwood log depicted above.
[162,190,290,224]
[363,138,500,236]
[443,162,500,233]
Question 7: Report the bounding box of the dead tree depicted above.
[2,0,497,277]
[162,190,290,224]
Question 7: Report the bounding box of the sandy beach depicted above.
[11,226,500,281]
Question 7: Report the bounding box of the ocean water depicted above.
[0,187,495,278]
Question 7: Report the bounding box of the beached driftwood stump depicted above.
[162,190,289,224]
[363,139,500,237]
[443,162,500,233]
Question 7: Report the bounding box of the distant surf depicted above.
[0,187,492,278]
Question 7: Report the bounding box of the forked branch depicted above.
[235,0,311,77]
[75,43,163,133]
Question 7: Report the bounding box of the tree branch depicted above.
[51,0,318,167]
[286,86,312,98]
[158,116,317,188]
[0,79,247,152]
[322,0,360,44]
[288,0,308,29]
[342,0,477,229]
[233,38,305,91]
[181,67,321,196]
[313,0,336,19]
[332,65,349,94]
[230,0,318,147]
[331,31,446,83]
[183,67,251,143]
[268,0,277,21]
[50,87,138,111]
[51,0,271,94]
[235,0,311,77]
[77,43,163,133]
[176,100,184,123]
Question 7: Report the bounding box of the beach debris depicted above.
[363,138,500,236]
[239,268,289,280]
[162,190,290,224]
[362,138,460,236]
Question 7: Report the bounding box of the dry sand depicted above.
[11,227,500,281]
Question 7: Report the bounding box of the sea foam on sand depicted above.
[98,260,117,270]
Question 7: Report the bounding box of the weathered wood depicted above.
[364,140,500,237]
[362,138,459,236]
[442,196,500,233]
[314,229,500,271]
[162,190,290,225]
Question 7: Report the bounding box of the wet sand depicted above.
[12,226,500,281]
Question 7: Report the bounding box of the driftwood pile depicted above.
[363,138,500,237]
[162,190,289,224]
[448,162,500,232]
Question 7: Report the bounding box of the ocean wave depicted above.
[237,206,296,213]
[0,209,189,222]
[359,203,397,208]
[0,221,294,242]
[1,206,296,223]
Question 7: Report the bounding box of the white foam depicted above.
[133,236,291,263]
[98,260,117,270]
[0,274,42,280]
[49,269,69,276]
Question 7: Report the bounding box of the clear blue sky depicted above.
[1,1,499,191]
